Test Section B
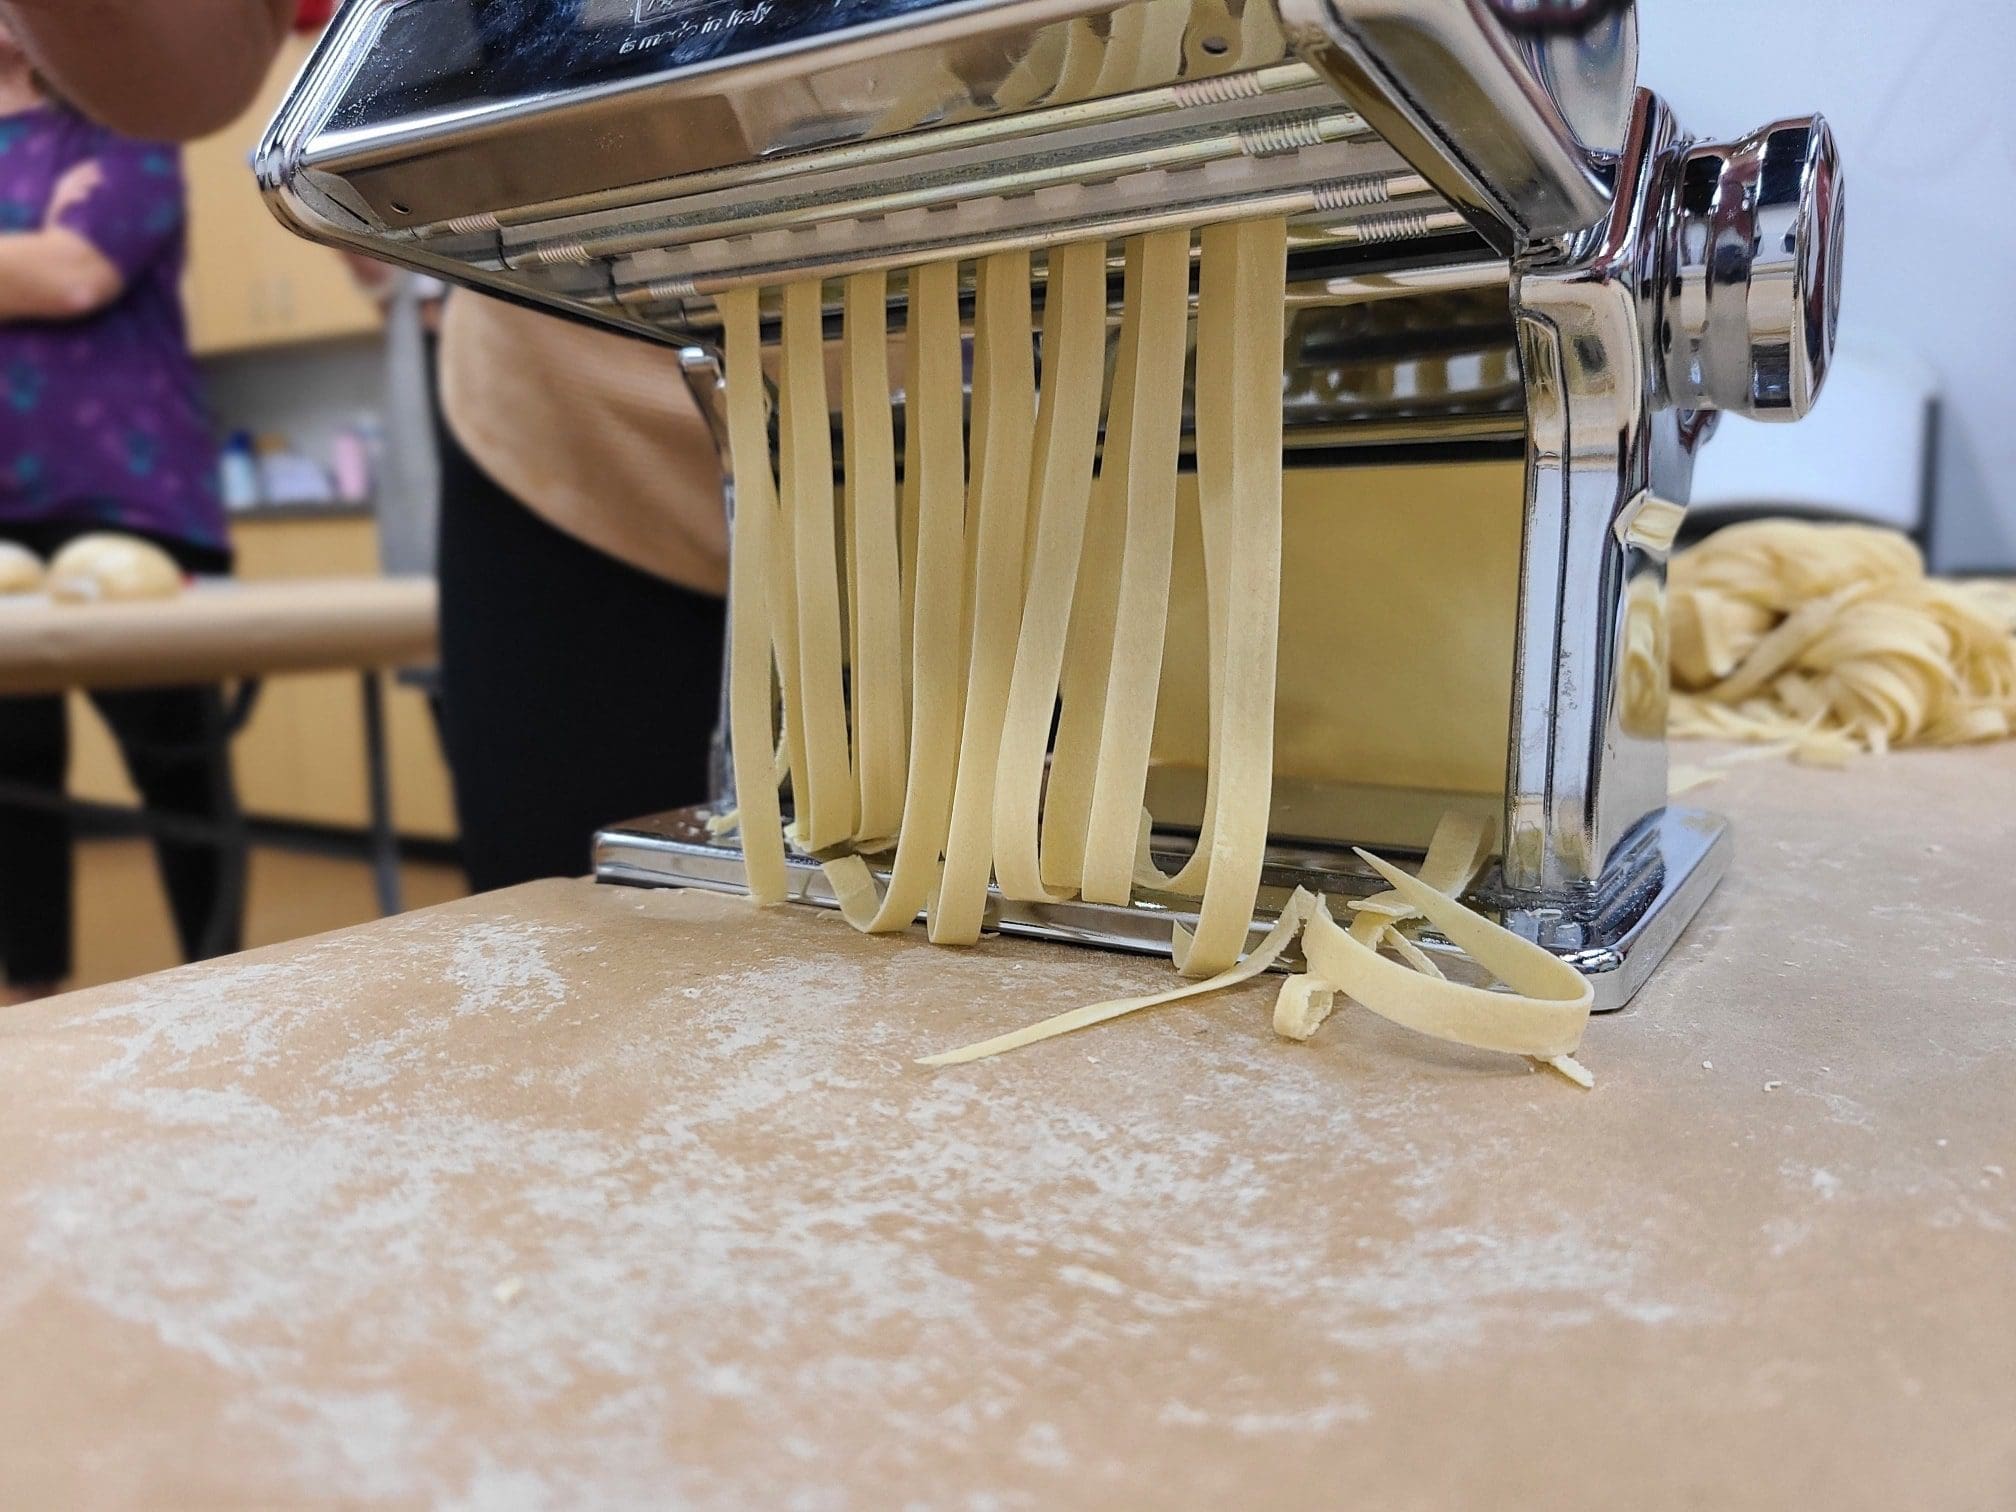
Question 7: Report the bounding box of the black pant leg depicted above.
[0,694,73,986]
[435,421,726,893]
[92,685,242,963]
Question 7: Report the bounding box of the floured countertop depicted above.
[2,749,2012,1510]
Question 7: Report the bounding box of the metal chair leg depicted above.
[360,670,405,917]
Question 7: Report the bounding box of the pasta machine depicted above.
[260,0,1844,1008]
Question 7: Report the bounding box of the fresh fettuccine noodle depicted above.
[1670,520,2016,759]
[715,218,1597,1087]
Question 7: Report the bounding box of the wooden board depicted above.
[2,746,2011,1509]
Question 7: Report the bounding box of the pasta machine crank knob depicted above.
[1658,115,1844,420]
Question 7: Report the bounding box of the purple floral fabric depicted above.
[0,106,223,550]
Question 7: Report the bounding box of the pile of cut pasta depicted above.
[1670,520,2016,763]
[717,220,1592,1084]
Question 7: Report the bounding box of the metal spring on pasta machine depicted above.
[1350,208,1442,243]
[532,240,595,266]
[1238,111,1328,158]
[1310,175,1396,212]
[1171,71,1266,107]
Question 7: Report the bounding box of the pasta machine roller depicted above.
[260,0,1844,1008]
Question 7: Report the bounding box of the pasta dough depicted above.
[0,542,44,595]
[714,216,1597,1087]
[47,534,184,604]
[1670,520,2016,758]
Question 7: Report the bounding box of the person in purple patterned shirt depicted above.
[0,18,240,1003]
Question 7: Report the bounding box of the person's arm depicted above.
[0,0,294,141]
[0,232,124,321]
[0,162,123,321]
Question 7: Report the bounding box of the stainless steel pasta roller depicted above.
[260,0,1844,1008]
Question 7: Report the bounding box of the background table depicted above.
[2,746,2011,1509]
[0,577,439,918]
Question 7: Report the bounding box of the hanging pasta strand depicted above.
[766,305,811,844]
[1077,226,1193,906]
[932,251,1040,944]
[897,275,924,715]
[1168,215,1289,978]
[1133,215,1289,974]
[716,218,1607,1090]
[1037,243,1141,898]
[779,279,855,848]
[1135,224,1237,903]
[824,261,970,931]
[993,239,1113,903]
[841,271,908,842]
[717,288,789,904]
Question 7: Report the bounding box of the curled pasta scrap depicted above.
[920,845,1595,1089]
[1670,520,2016,757]
[917,890,1320,1068]
[1303,852,1590,1063]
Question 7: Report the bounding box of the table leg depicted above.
[200,690,251,961]
[360,670,404,916]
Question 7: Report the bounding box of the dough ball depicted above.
[0,541,45,595]
[48,533,186,604]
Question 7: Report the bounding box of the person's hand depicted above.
[43,160,104,227]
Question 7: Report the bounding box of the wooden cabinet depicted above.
[67,513,458,843]
[182,33,383,356]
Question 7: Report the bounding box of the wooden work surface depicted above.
[0,577,437,696]
[3,749,2012,1509]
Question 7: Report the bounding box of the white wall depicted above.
[1640,0,2016,569]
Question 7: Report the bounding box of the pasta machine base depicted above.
[594,804,1730,1013]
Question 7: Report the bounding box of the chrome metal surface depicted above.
[595,805,1731,1012]
[1279,0,1636,247]
[692,253,1526,458]
[263,0,1842,1000]
[1500,91,1844,897]
[1659,116,1844,420]
[1503,88,1687,897]
[257,3,1496,344]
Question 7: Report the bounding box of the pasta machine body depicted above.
[258,0,1844,1008]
